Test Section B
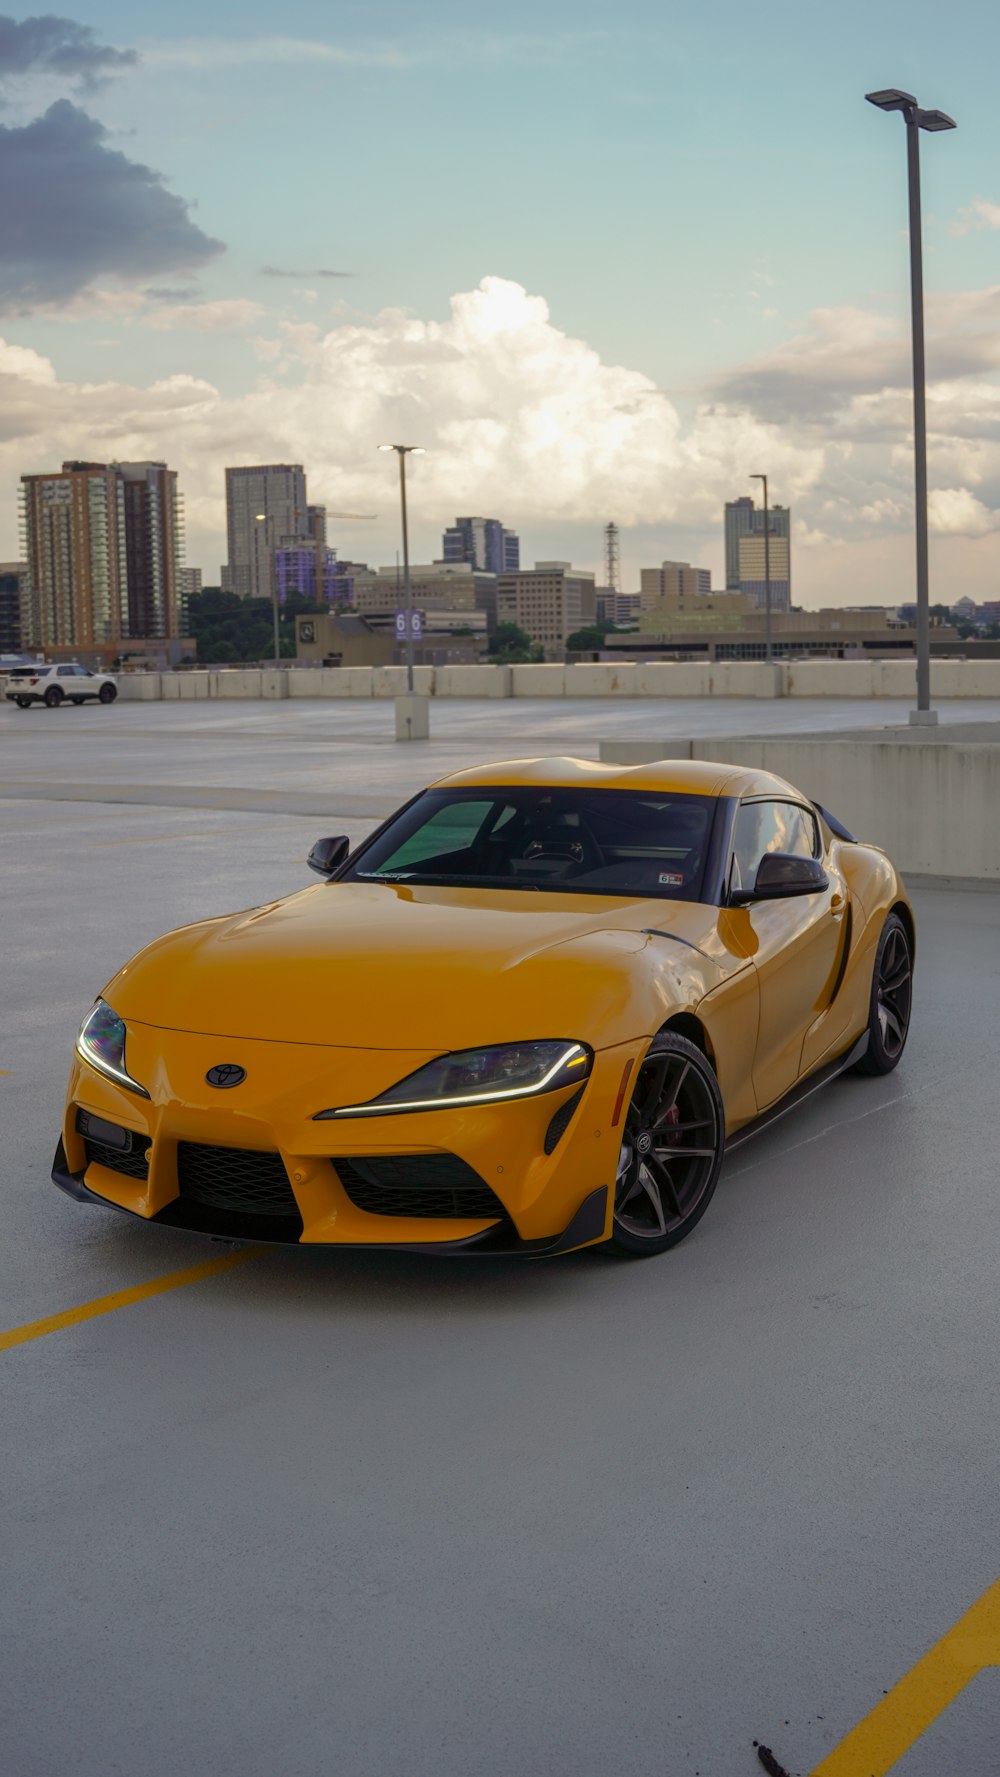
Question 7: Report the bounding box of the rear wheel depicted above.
[14,696,31,709]
[98,683,117,704]
[608,1032,725,1257]
[43,685,62,708]
[852,912,912,1076]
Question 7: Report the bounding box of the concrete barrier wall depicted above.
[434,665,513,697]
[115,659,1000,702]
[597,735,1000,882]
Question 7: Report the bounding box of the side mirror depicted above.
[732,852,828,904]
[307,835,350,878]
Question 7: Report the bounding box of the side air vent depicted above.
[544,1087,585,1155]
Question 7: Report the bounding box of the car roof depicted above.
[429,755,808,801]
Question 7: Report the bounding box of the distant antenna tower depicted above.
[604,521,621,595]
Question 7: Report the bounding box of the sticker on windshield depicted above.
[659,871,684,887]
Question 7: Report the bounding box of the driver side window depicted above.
[730,801,819,894]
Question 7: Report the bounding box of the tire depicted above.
[43,685,62,707]
[607,1031,725,1257]
[852,912,913,1076]
[98,683,117,704]
[14,696,32,709]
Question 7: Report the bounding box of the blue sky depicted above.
[2,0,999,600]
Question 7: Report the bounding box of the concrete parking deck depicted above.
[2,697,998,1777]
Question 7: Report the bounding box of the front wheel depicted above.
[98,683,117,704]
[608,1032,725,1257]
[852,912,912,1076]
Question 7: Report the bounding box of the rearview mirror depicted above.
[307,835,350,878]
[732,851,828,904]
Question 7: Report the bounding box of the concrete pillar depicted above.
[395,694,430,741]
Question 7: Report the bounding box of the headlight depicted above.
[76,1000,150,1098]
[316,1040,592,1119]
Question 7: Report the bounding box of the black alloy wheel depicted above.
[98,683,117,703]
[14,696,31,709]
[609,1031,725,1257]
[852,911,913,1076]
[43,685,62,708]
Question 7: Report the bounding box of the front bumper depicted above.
[51,1138,608,1258]
[57,1024,643,1255]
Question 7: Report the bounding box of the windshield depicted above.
[345,787,717,901]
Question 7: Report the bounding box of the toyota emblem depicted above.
[206,1064,247,1089]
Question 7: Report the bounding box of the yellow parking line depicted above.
[810,1574,1000,1775]
[0,1249,259,1353]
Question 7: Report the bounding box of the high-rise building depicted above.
[0,562,27,654]
[495,562,596,655]
[724,497,755,590]
[442,516,519,574]
[117,461,182,640]
[274,545,341,605]
[736,530,791,613]
[19,461,189,653]
[20,463,129,650]
[222,464,308,599]
[640,561,711,610]
[724,496,791,606]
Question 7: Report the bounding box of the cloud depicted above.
[261,265,352,280]
[950,198,1000,237]
[0,100,223,311]
[712,296,1000,427]
[2,275,999,597]
[143,299,264,333]
[0,12,136,89]
[142,35,411,72]
[927,487,999,536]
[261,264,353,278]
[0,276,823,552]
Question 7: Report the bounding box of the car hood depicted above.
[105,881,732,1050]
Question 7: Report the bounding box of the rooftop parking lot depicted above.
[3,696,999,1776]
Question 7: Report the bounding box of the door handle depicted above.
[830,892,846,914]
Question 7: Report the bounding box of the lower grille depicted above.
[333,1154,507,1221]
[177,1142,300,1218]
[83,1138,150,1181]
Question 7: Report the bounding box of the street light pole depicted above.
[866,88,956,724]
[378,445,425,695]
[750,473,772,663]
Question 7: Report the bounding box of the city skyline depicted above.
[1,2,999,603]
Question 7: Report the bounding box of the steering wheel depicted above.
[522,822,604,873]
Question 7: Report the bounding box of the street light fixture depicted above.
[866,87,956,724]
[749,473,772,664]
[378,444,426,693]
[254,512,281,671]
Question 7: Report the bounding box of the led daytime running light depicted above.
[322,1043,590,1120]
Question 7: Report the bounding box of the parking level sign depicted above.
[395,609,423,639]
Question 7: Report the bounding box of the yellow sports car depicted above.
[54,757,914,1259]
